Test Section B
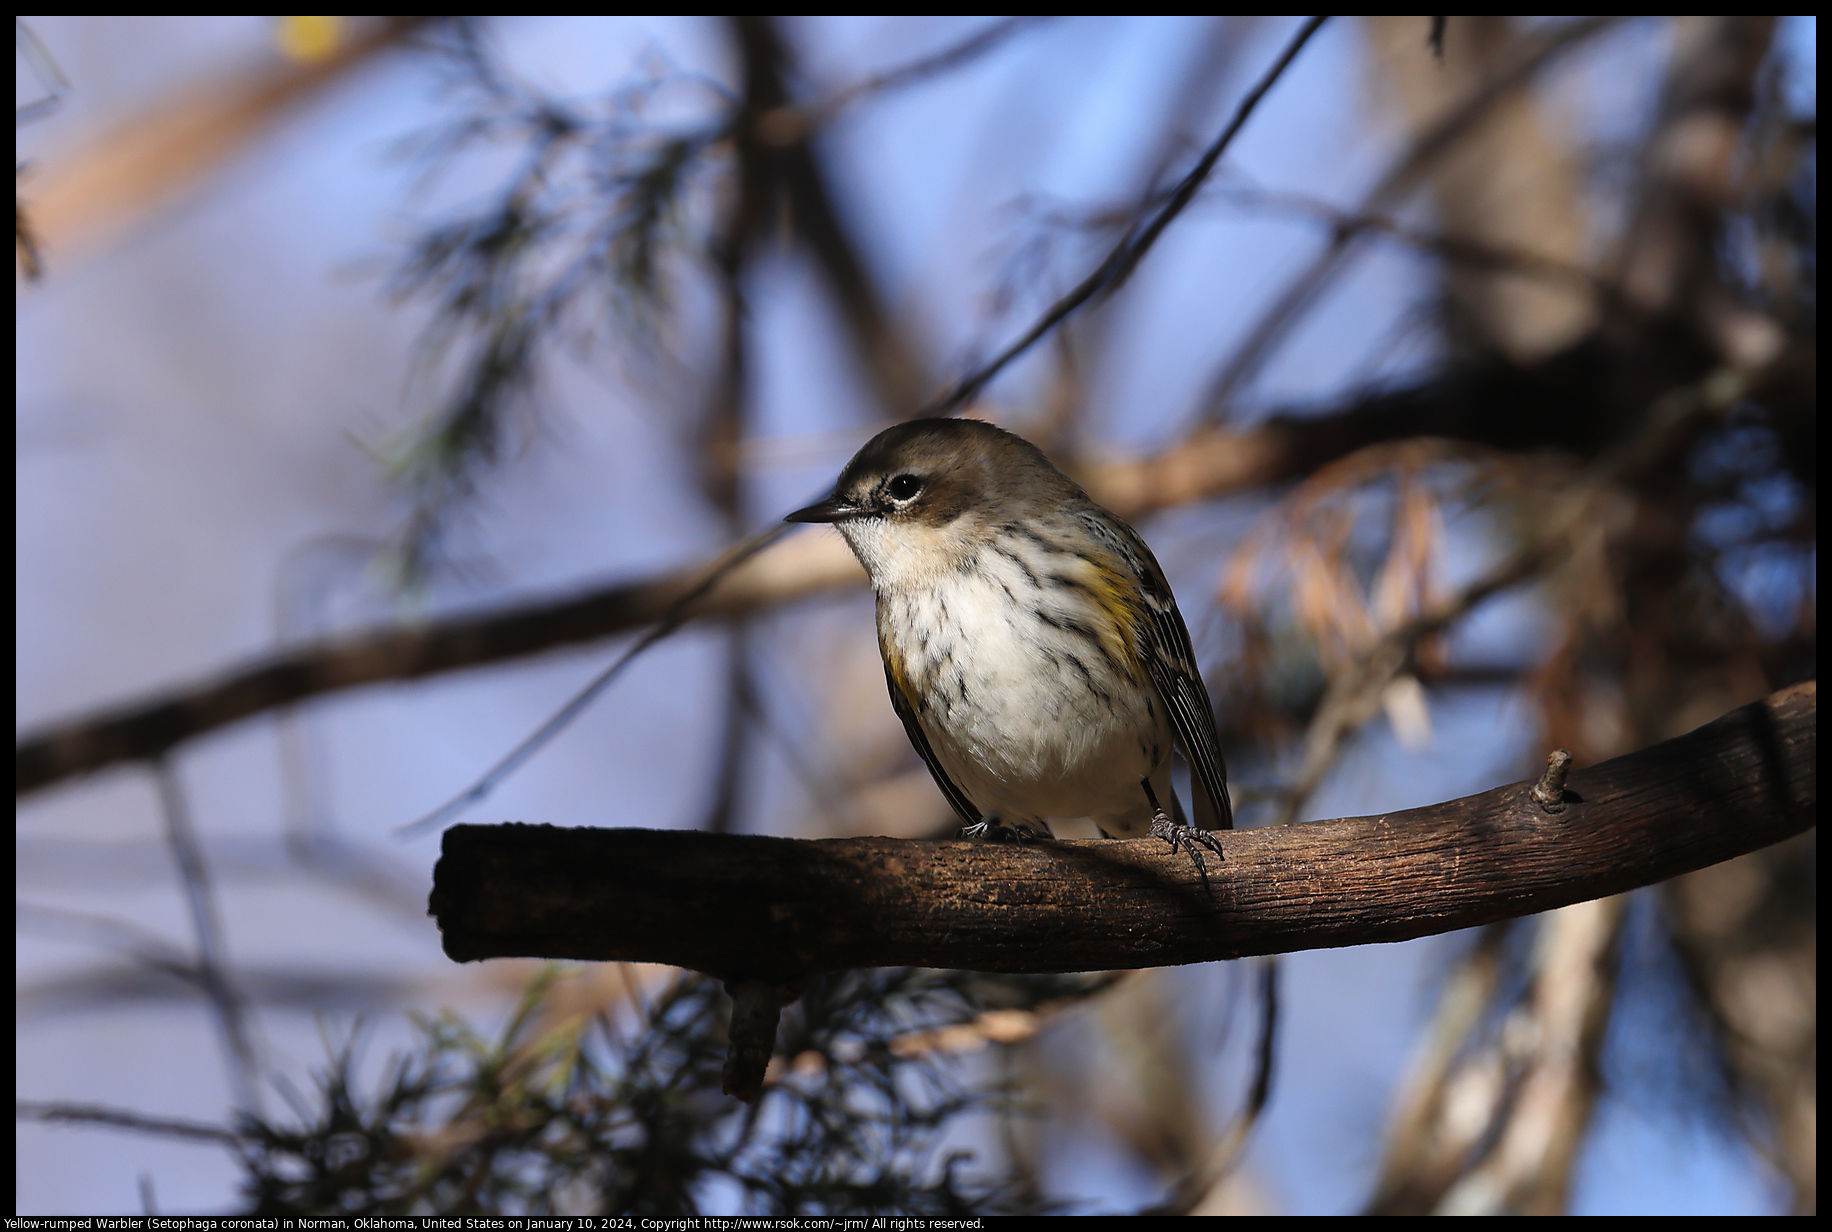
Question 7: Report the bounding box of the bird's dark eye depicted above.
[886,474,923,502]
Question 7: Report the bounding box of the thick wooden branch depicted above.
[431,682,1813,981]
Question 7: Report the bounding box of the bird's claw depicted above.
[960,817,1050,844]
[1149,806,1224,891]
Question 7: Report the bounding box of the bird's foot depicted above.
[960,817,1052,844]
[1149,807,1226,889]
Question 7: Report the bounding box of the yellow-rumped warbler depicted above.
[787,417,1231,872]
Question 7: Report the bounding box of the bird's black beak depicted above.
[784,494,860,524]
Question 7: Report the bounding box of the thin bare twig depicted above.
[16,1100,242,1146]
[1146,954,1282,1215]
[758,16,1055,145]
[153,758,263,1118]
[1433,895,1624,1215]
[16,524,855,798]
[1265,359,1763,827]
[395,524,793,835]
[16,901,200,983]
[1213,184,1614,295]
[1194,16,1617,420]
[925,15,1330,416]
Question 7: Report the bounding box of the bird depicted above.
[786,417,1230,876]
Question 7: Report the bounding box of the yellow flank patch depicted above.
[879,628,919,707]
[1074,555,1144,673]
